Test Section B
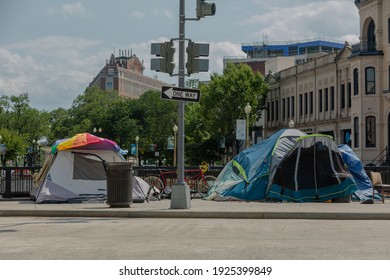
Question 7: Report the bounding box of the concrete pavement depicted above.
[1,197,390,219]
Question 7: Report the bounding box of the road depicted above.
[1,217,390,260]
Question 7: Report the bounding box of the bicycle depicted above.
[144,168,216,201]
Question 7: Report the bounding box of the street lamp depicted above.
[93,127,102,134]
[289,119,295,128]
[135,135,139,166]
[173,124,178,167]
[32,139,36,166]
[245,103,252,148]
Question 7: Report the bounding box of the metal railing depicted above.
[366,147,388,167]
[1,165,223,199]
[0,166,41,198]
[133,165,223,179]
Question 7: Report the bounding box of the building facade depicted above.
[224,38,344,77]
[90,50,168,99]
[264,0,390,165]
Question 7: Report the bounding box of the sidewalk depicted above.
[1,198,390,219]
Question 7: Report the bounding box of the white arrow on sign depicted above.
[161,86,200,102]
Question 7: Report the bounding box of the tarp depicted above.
[337,144,378,201]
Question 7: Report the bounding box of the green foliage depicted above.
[185,63,268,164]
[0,128,26,166]
[0,63,268,167]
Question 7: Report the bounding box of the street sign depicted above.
[161,86,200,102]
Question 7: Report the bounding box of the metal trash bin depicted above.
[105,162,133,208]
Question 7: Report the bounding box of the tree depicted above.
[198,63,268,161]
[67,86,121,137]
[133,91,177,164]
[0,128,26,166]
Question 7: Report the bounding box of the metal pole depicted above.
[170,0,191,209]
[246,114,249,148]
[177,0,185,184]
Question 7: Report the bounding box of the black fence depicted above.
[0,166,42,198]
[3,164,384,200]
[0,165,223,199]
[133,165,223,179]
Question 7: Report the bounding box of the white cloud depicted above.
[130,11,145,19]
[240,1,358,43]
[46,2,91,19]
[152,9,174,19]
[0,36,104,110]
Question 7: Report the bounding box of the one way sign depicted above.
[161,86,201,102]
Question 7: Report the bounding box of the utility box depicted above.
[105,162,133,208]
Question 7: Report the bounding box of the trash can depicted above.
[105,162,133,208]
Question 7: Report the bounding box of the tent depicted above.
[208,128,307,201]
[337,144,380,201]
[268,134,357,202]
[208,129,357,202]
[31,133,149,203]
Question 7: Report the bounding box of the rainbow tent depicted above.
[31,133,149,203]
[53,133,120,152]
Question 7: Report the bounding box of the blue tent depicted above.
[208,129,307,200]
[208,129,357,202]
[337,144,377,201]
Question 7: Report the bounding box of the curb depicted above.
[2,209,390,219]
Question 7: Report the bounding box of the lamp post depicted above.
[0,135,3,166]
[173,124,178,167]
[135,135,139,166]
[32,139,36,166]
[245,103,252,148]
[289,119,295,128]
[93,127,102,134]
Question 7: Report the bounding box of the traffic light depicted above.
[196,0,216,18]
[186,41,209,75]
[150,41,175,75]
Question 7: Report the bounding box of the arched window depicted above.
[353,68,359,95]
[365,67,375,94]
[366,116,376,147]
[367,20,376,51]
[354,117,359,148]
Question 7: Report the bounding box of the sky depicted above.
[0,0,360,111]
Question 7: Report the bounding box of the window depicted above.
[341,84,345,109]
[325,88,329,111]
[304,93,308,115]
[365,67,375,94]
[353,68,359,95]
[267,102,270,121]
[367,20,376,51]
[331,87,335,111]
[354,117,359,148]
[282,98,285,119]
[388,18,390,44]
[291,96,295,117]
[271,101,274,121]
[366,116,376,147]
[310,92,313,114]
[276,100,279,120]
[388,65,390,92]
[287,97,290,118]
[73,154,106,180]
[299,94,303,116]
[348,83,352,107]
[319,89,323,112]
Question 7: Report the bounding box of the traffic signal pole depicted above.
[177,0,185,185]
[170,0,191,209]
